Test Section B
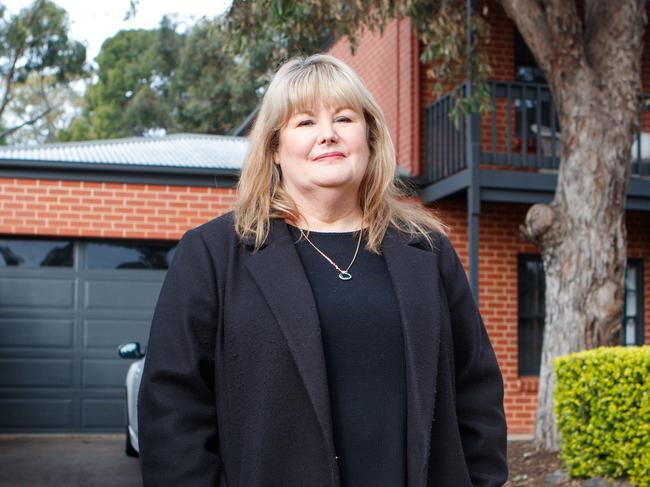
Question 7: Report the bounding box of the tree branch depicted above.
[0,0,46,118]
[544,0,586,78]
[502,0,590,116]
[499,0,554,73]
[0,51,21,118]
[0,106,53,139]
[584,0,646,96]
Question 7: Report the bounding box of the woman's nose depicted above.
[318,122,338,144]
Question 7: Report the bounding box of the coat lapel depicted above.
[382,230,442,487]
[244,219,338,474]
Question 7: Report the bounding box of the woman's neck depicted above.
[288,189,363,232]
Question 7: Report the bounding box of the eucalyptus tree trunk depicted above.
[500,0,647,451]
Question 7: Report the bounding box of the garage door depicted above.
[0,237,175,432]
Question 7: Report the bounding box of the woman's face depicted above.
[275,103,370,199]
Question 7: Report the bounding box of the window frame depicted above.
[622,258,645,346]
[517,254,546,376]
[517,254,645,377]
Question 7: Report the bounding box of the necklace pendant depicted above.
[338,271,352,281]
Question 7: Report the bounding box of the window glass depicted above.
[0,240,73,268]
[519,256,645,376]
[86,242,176,270]
[624,318,637,346]
[517,255,545,376]
[622,262,643,346]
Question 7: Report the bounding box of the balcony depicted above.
[423,80,650,185]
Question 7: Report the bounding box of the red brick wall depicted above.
[0,178,236,241]
[484,0,516,82]
[328,17,420,175]
[432,199,650,434]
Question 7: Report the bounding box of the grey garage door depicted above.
[0,238,175,432]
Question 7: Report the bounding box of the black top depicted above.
[288,224,407,487]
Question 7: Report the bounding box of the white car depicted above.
[118,342,145,457]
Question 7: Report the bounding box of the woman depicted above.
[138,54,507,487]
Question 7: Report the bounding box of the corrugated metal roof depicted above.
[0,133,248,170]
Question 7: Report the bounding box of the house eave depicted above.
[419,169,650,211]
[0,159,240,188]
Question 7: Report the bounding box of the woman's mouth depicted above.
[313,151,345,161]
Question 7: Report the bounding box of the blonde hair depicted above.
[234,53,447,252]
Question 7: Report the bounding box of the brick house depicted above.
[328,3,650,435]
[0,2,648,435]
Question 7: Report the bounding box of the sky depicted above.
[3,0,232,62]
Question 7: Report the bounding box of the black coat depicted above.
[138,213,507,487]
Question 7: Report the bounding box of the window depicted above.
[514,30,546,84]
[517,255,546,376]
[517,255,644,376]
[86,242,176,270]
[622,259,645,346]
[0,239,73,268]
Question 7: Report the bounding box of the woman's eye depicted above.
[335,116,351,123]
[297,120,313,127]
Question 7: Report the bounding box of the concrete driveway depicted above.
[0,435,142,487]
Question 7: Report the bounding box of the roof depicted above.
[0,133,248,171]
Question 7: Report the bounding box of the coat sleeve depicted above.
[138,228,224,486]
[438,234,508,487]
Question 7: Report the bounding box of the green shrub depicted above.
[554,346,650,487]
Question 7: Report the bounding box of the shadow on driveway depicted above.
[0,435,142,487]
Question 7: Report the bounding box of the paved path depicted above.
[0,435,142,487]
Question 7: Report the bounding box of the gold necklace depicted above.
[299,228,363,281]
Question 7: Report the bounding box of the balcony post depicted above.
[466,0,481,303]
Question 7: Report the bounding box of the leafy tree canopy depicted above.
[61,16,271,141]
[0,0,87,143]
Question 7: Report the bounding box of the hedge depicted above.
[554,346,650,487]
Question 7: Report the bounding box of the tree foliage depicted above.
[171,19,270,134]
[61,16,270,141]
[60,28,170,140]
[225,0,492,115]
[6,72,83,144]
[0,0,86,143]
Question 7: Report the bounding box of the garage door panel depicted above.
[82,398,124,428]
[82,359,131,388]
[0,277,75,309]
[0,239,168,431]
[83,279,163,310]
[0,318,74,348]
[0,358,74,387]
[83,319,149,349]
[0,398,73,428]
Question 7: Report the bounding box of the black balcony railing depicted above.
[423,81,468,183]
[484,80,559,169]
[423,80,650,183]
